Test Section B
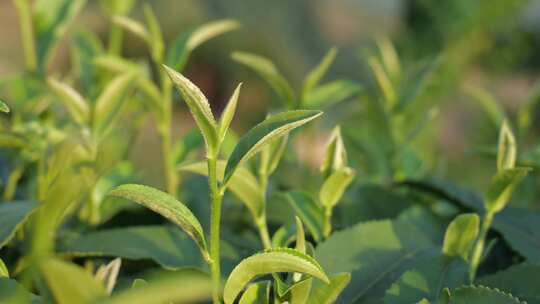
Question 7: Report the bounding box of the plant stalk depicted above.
[323,208,333,238]
[13,0,37,72]
[208,155,223,304]
[469,211,494,281]
[107,25,123,55]
[157,68,177,196]
[256,172,272,249]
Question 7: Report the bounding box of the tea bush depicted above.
[0,1,539,304]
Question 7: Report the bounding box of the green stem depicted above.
[13,0,37,72]
[323,207,333,238]
[255,214,272,249]
[157,67,177,196]
[469,211,494,282]
[208,156,223,304]
[3,165,24,201]
[107,24,123,55]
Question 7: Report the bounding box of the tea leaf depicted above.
[224,110,322,184]
[394,58,438,112]
[99,0,135,16]
[0,100,10,113]
[303,80,361,109]
[0,278,39,303]
[143,4,164,62]
[442,213,479,260]
[321,126,348,179]
[479,264,540,303]
[93,72,137,136]
[375,36,400,81]
[302,47,337,99]
[223,248,329,304]
[315,218,439,303]
[218,83,242,145]
[0,259,8,278]
[95,258,122,294]
[108,184,208,259]
[47,78,89,125]
[319,167,355,209]
[308,273,351,304]
[112,15,149,42]
[178,160,263,218]
[104,269,212,304]
[450,285,525,304]
[238,281,271,304]
[464,86,506,128]
[289,278,313,304]
[0,201,39,249]
[231,52,295,107]
[259,134,288,177]
[285,191,325,242]
[59,226,207,269]
[383,256,468,303]
[163,66,218,155]
[368,56,395,109]
[485,168,530,214]
[93,55,140,74]
[186,20,241,52]
[497,121,516,172]
[41,258,107,303]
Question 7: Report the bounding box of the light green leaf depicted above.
[368,56,395,109]
[0,201,39,249]
[259,134,288,178]
[178,160,263,218]
[319,167,354,210]
[93,55,140,74]
[293,216,307,282]
[95,258,121,294]
[223,248,329,304]
[0,259,8,278]
[308,273,351,304]
[375,36,400,81]
[0,100,10,113]
[303,80,361,109]
[93,72,137,136]
[231,52,295,107]
[47,78,89,125]
[186,20,241,52]
[41,259,107,304]
[497,121,516,172]
[218,83,242,144]
[108,184,208,260]
[485,168,530,214]
[59,226,207,269]
[479,264,540,303]
[224,110,322,184]
[450,285,525,304]
[442,213,480,260]
[238,281,271,304]
[99,0,135,16]
[163,66,218,155]
[142,4,164,62]
[320,126,348,179]
[285,191,325,242]
[289,278,313,304]
[315,218,439,303]
[112,15,149,42]
[383,256,468,303]
[302,47,337,99]
[104,269,212,304]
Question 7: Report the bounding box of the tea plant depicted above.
[1,1,540,304]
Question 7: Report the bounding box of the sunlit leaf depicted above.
[163,66,218,155]
[302,47,337,99]
[95,258,121,294]
[142,4,164,62]
[485,168,530,214]
[41,258,107,304]
[223,248,329,304]
[224,110,322,184]
[47,78,89,125]
[0,259,8,278]
[319,167,354,209]
[308,273,351,304]
[112,15,149,42]
[186,20,241,52]
[231,51,295,107]
[320,126,348,179]
[238,281,271,304]
[218,83,242,145]
[497,121,516,172]
[0,100,10,113]
[108,184,209,260]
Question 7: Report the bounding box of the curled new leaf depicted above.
[320,126,348,179]
[319,167,355,209]
[302,47,337,100]
[47,78,89,125]
[497,121,516,172]
[108,184,209,260]
[485,168,530,214]
[186,20,241,52]
[163,66,218,155]
[0,100,10,113]
[218,83,242,145]
[442,213,479,260]
[223,248,329,304]
[224,110,322,184]
[0,259,8,278]
[231,52,295,108]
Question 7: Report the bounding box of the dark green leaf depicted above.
[284,191,325,242]
[450,285,525,304]
[478,264,540,303]
[0,201,39,248]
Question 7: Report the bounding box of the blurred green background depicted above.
[1,0,539,194]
